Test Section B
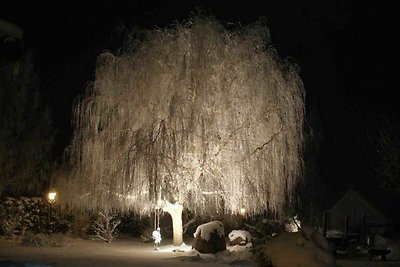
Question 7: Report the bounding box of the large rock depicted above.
[192,221,226,254]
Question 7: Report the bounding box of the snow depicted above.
[263,229,336,267]
[0,236,252,267]
[193,221,224,241]
[0,234,399,267]
[284,215,301,232]
[159,242,254,266]
[228,230,252,243]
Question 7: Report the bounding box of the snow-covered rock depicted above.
[193,221,225,241]
[192,221,226,254]
[228,230,252,246]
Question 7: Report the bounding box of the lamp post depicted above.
[47,191,57,233]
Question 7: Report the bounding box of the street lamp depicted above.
[47,191,57,233]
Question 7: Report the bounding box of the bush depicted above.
[117,212,149,237]
[22,232,70,247]
[90,212,120,243]
[69,212,91,238]
[0,197,70,238]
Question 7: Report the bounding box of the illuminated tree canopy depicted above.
[60,16,305,218]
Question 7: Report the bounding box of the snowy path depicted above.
[0,237,253,267]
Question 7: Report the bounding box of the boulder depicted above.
[192,221,226,254]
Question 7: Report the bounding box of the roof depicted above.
[325,189,391,223]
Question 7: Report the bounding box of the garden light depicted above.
[240,208,246,215]
[48,191,57,204]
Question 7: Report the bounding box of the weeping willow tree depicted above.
[60,16,305,245]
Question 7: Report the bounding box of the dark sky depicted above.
[3,1,400,209]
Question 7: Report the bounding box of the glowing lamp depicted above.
[48,191,57,204]
[240,207,246,215]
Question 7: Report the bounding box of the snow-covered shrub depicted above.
[242,215,283,242]
[69,212,91,237]
[285,215,301,232]
[48,233,71,247]
[0,197,28,238]
[0,197,70,238]
[91,212,121,243]
[222,215,245,233]
[22,232,70,247]
[22,232,49,247]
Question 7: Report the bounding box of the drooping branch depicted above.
[60,16,305,219]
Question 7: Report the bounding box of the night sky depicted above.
[3,1,400,211]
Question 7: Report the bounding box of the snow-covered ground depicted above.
[0,236,399,267]
[0,236,253,267]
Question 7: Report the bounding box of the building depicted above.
[324,189,392,236]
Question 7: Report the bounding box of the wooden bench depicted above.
[368,249,391,260]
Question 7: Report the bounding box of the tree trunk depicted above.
[163,202,183,246]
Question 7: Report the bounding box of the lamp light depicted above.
[240,207,246,215]
[48,191,57,204]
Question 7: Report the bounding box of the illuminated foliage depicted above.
[61,17,305,218]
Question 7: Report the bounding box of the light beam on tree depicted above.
[59,16,305,244]
[163,201,183,246]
